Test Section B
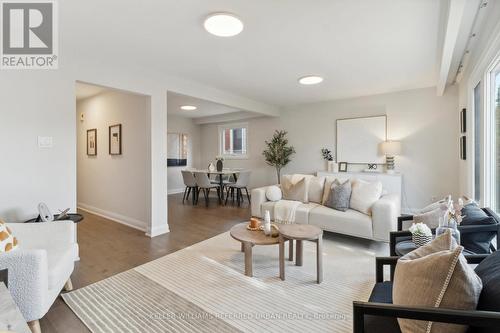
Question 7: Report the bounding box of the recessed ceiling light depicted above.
[204,13,244,37]
[298,76,324,85]
[180,105,197,111]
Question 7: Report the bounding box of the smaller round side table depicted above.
[278,224,323,284]
[230,222,292,277]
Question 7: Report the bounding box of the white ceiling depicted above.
[75,82,108,101]
[167,91,243,118]
[64,1,476,107]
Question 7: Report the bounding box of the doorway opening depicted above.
[75,81,152,232]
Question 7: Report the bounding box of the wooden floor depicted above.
[40,192,251,333]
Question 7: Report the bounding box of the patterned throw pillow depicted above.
[0,220,18,253]
[325,179,351,212]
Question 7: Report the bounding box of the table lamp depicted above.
[380,141,402,174]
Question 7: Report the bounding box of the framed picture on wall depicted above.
[339,162,348,172]
[167,133,188,167]
[87,129,97,156]
[460,135,466,160]
[460,108,467,133]
[109,124,122,155]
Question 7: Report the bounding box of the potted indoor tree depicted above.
[262,130,295,184]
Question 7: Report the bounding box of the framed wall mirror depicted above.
[167,133,188,167]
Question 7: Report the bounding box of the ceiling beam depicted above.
[436,0,467,96]
[193,111,266,125]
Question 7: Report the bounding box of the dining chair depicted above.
[181,170,198,205]
[225,170,251,206]
[213,173,236,191]
[194,172,221,206]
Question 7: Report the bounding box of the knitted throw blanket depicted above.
[274,200,302,224]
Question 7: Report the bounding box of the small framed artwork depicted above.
[460,108,467,133]
[460,136,466,160]
[109,124,122,155]
[87,129,97,156]
[339,162,348,172]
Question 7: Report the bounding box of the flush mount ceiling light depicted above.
[298,75,324,85]
[204,13,244,37]
[180,105,197,111]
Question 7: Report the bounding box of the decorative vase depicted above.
[327,161,334,172]
[412,233,433,248]
[327,161,339,172]
[436,217,461,244]
[208,163,215,172]
[263,210,271,236]
[332,162,339,173]
[216,160,223,172]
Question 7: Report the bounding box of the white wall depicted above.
[77,91,151,231]
[0,72,76,222]
[200,87,460,211]
[167,115,201,193]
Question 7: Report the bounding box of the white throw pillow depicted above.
[281,175,308,202]
[265,185,282,202]
[350,179,383,215]
[322,176,337,205]
[281,174,314,203]
[308,176,325,204]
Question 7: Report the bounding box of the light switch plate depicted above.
[38,136,53,148]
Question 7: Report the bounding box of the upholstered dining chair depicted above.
[181,170,198,205]
[194,172,221,206]
[225,170,251,206]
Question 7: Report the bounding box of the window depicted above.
[485,58,500,213]
[218,123,248,159]
[492,65,500,212]
[474,82,482,202]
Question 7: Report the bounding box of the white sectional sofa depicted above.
[251,174,401,242]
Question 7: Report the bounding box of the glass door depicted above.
[493,67,500,212]
[474,82,482,202]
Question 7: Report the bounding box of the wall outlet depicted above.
[38,136,53,148]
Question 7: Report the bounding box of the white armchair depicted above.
[0,221,78,333]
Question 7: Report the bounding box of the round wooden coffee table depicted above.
[278,224,323,284]
[230,222,292,277]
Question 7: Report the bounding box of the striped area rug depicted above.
[63,232,377,333]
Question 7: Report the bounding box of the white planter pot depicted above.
[327,161,338,173]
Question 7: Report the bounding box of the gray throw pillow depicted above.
[325,179,351,212]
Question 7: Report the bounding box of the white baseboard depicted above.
[168,188,185,195]
[77,203,147,232]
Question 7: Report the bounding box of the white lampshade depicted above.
[380,141,402,156]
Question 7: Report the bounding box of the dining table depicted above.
[189,169,242,202]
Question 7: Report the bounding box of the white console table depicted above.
[316,171,402,203]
